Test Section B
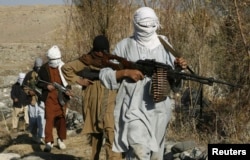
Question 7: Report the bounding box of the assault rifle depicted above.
[38,78,69,93]
[22,76,42,96]
[23,84,42,96]
[136,59,240,88]
[80,52,241,88]
[37,78,71,106]
[78,52,241,103]
[77,68,100,81]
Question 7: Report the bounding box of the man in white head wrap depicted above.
[36,45,73,152]
[11,72,29,132]
[99,7,187,160]
[133,6,161,49]
[17,72,26,85]
[47,46,63,68]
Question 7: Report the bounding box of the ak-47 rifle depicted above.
[77,68,100,81]
[38,78,69,93]
[37,78,71,106]
[23,84,42,96]
[79,52,241,103]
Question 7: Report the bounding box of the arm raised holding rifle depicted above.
[77,7,240,160]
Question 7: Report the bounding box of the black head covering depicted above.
[92,35,110,53]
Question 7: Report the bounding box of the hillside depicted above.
[0,5,99,160]
[0,5,66,43]
[0,5,70,87]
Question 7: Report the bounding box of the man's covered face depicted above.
[133,7,160,49]
[48,58,62,68]
[34,66,41,72]
[47,45,62,68]
[17,73,26,85]
[34,58,43,72]
[133,7,159,36]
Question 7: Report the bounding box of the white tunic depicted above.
[99,35,176,153]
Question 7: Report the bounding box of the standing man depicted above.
[61,35,122,160]
[23,57,45,144]
[37,45,72,152]
[10,72,29,132]
[99,7,187,160]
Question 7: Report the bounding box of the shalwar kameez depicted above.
[99,7,176,160]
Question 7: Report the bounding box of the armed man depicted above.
[97,7,187,160]
[10,72,29,132]
[23,57,45,144]
[36,45,73,152]
[61,35,123,160]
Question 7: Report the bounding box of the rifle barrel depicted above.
[38,78,50,85]
[170,71,240,88]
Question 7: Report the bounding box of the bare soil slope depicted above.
[0,5,66,43]
[0,5,68,86]
[0,5,104,160]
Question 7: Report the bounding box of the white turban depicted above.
[46,45,68,87]
[47,45,62,68]
[17,72,26,85]
[134,7,159,27]
[133,7,161,49]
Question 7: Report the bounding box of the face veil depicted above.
[47,45,62,68]
[133,7,160,49]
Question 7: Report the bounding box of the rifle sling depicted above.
[158,36,182,58]
[159,36,195,74]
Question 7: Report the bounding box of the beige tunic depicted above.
[61,59,117,134]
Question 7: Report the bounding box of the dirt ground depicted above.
[0,5,66,43]
[0,5,106,160]
[0,117,104,160]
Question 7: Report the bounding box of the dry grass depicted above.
[167,95,250,146]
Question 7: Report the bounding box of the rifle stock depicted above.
[77,68,100,81]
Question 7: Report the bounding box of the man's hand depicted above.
[47,84,55,91]
[116,69,144,82]
[175,57,187,69]
[14,98,18,102]
[76,77,94,87]
[28,90,36,96]
[65,90,74,97]
[126,69,144,82]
